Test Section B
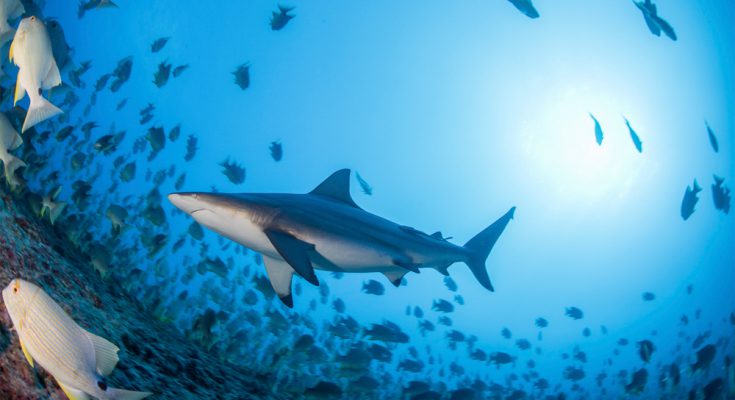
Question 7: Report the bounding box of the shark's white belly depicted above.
[192,209,441,273]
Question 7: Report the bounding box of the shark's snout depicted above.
[168,193,206,215]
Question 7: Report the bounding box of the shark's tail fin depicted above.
[463,207,515,292]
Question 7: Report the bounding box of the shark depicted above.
[168,169,515,307]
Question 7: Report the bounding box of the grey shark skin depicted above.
[169,169,515,308]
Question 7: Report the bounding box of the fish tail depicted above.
[23,94,63,133]
[462,207,516,292]
[1,152,26,190]
[106,388,153,400]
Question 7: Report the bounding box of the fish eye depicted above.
[12,282,19,294]
[30,16,36,21]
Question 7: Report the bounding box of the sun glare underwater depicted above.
[0,0,733,399]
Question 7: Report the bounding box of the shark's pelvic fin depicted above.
[263,256,295,308]
[392,258,421,273]
[264,229,319,286]
[308,169,361,209]
[383,270,408,287]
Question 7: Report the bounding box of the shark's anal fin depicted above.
[263,256,295,308]
[264,229,319,286]
[308,169,361,209]
[383,271,407,287]
[392,258,421,273]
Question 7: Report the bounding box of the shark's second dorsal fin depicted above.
[309,169,360,208]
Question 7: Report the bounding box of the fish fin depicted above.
[22,95,62,133]
[105,388,152,400]
[263,230,319,286]
[83,330,119,376]
[263,256,295,307]
[392,258,420,273]
[57,381,90,400]
[19,337,34,367]
[463,207,516,292]
[383,270,407,287]
[13,74,25,106]
[308,169,361,208]
[43,58,62,90]
[2,152,25,190]
[8,37,14,62]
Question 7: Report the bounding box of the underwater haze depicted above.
[1,0,734,399]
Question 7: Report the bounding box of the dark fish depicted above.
[680,179,702,220]
[535,317,548,328]
[624,117,643,153]
[432,299,454,313]
[438,316,452,326]
[443,276,458,292]
[68,61,92,88]
[232,63,251,90]
[146,126,166,160]
[625,368,648,395]
[507,0,539,19]
[706,121,719,152]
[633,0,677,41]
[172,64,188,78]
[563,366,585,382]
[355,171,373,195]
[332,298,345,313]
[116,98,128,110]
[185,135,198,161]
[501,327,512,339]
[516,339,531,350]
[413,306,423,318]
[153,61,172,88]
[168,125,181,142]
[711,175,731,214]
[418,320,435,334]
[362,279,385,295]
[690,344,716,372]
[641,292,655,301]
[151,37,170,53]
[269,141,282,161]
[120,162,136,182]
[111,56,133,92]
[565,306,584,320]
[220,159,246,184]
[590,113,603,145]
[638,340,655,362]
[95,73,112,92]
[489,352,515,366]
[270,5,294,30]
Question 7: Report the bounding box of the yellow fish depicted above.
[2,278,152,400]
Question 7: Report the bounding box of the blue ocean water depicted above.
[5,0,735,398]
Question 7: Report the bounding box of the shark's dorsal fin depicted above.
[309,169,360,208]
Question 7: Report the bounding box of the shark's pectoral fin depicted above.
[383,271,407,287]
[264,229,319,286]
[393,258,421,273]
[263,256,295,308]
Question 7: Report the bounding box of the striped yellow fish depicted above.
[2,278,152,400]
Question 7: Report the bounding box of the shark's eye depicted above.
[12,283,19,294]
[30,16,36,21]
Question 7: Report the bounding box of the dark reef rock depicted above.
[0,191,282,400]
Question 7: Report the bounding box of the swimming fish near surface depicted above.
[9,16,63,132]
[2,278,152,400]
[169,169,515,307]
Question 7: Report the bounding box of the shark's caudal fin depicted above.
[463,207,516,292]
[22,95,62,133]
